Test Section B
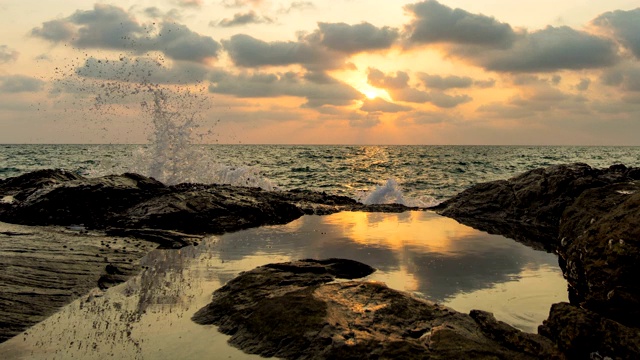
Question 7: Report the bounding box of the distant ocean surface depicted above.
[1,144,639,204]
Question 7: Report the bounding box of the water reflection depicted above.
[0,211,567,359]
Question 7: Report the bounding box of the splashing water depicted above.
[60,54,277,189]
[360,178,439,207]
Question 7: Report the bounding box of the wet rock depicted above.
[430,163,640,355]
[539,302,640,359]
[0,170,415,242]
[558,182,640,327]
[0,221,154,343]
[431,163,639,250]
[192,259,563,359]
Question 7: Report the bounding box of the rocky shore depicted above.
[2,164,639,359]
[193,163,639,359]
[0,169,413,343]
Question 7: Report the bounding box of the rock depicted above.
[192,259,563,359]
[0,171,415,242]
[558,182,640,327]
[0,221,154,343]
[430,162,640,355]
[539,302,640,359]
[431,163,639,250]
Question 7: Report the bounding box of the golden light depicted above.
[356,84,393,102]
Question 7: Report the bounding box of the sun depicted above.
[363,89,378,99]
[357,84,392,101]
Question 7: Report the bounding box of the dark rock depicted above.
[430,162,640,355]
[558,182,640,327]
[539,302,640,359]
[0,170,415,243]
[431,163,638,250]
[193,259,563,359]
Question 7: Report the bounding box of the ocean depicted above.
[1,144,639,357]
[2,144,639,205]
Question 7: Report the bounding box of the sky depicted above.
[1,0,639,145]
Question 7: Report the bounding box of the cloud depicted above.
[224,21,398,70]
[0,75,45,93]
[592,8,640,58]
[30,20,76,43]
[75,57,209,84]
[223,33,340,70]
[427,91,472,108]
[575,78,591,91]
[474,79,496,88]
[222,0,264,8]
[213,11,274,27]
[277,1,314,14]
[0,45,19,63]
[360,98,412,113]
[366,68,472,107]
[453,26,618,73]
[419,73,472,89]
[402,1,618,73]
[208,70,363,107]
[403,0,516,49]
[367,68,409,89]
[314,22,399,53]
[601,63,640,92]
[177,0,202,7]
[478,81,588,119]
[31,4,221,63]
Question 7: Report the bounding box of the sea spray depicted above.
[359,178,440,207]
[57,53,277,189]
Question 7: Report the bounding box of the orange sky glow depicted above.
[1,0,639,144]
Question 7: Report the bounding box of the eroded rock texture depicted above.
[193,259,563,360]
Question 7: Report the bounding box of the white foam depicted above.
[359,178,439,207]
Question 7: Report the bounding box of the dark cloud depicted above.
[0,45,19,63]
[454,26,618,73]
[152,23,221,62]
[419,73,472,89]
[223,34,339,70]
[367,68,409,89]
[31,20,75,43]
[601,64,640,92]
[224,21,398,70]
[31,4,221,63]
[428,91,472,108]
[592,8,640,58]
[208,70,363,107]
[360,98,412,113]
[277,1,314,14]
[75,57,209,84]
[214,11,274,27]
[404,0,516,49]
[0,75,45,93]
[575,78,591,91]
[315,22,399,53]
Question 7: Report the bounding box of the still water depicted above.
[0,211,566,359]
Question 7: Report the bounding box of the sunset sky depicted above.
[1,0,639,144]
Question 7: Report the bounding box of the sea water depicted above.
[1,143,639,204]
